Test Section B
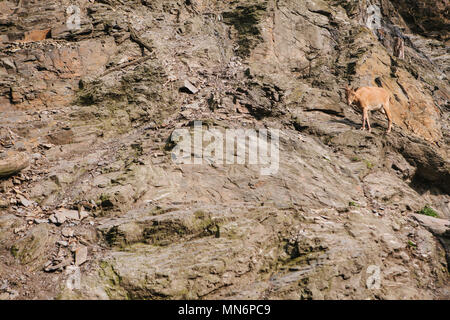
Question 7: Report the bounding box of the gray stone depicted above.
[62,228,74,238]
[182,80,199,94]
[17,195,32,207]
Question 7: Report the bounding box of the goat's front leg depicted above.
[384,103,392,134]
[366,110,372,132]
[360,108,367,130]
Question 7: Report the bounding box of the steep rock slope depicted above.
[0,0,449,299]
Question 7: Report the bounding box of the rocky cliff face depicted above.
[0,0,449,300]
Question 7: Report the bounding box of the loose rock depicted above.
[75,246,88,266]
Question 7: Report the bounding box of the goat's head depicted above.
[345,86,356,105]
